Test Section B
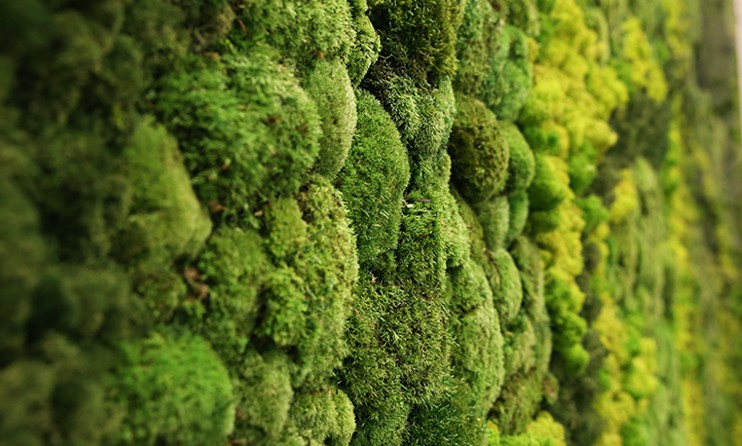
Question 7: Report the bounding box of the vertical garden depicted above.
[1,0,741,445]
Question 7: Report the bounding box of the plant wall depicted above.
[1,0,740,445]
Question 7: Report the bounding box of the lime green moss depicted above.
[157,49,322,215]
[448,94,510,203]
[303,59,357,179]
[115,331,234,446]
[336,89,410,275]
[285,389,356,445]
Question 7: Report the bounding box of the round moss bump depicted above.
[119,119,211,268]
[455,0,501,98]
[527,154,569,212]
[474,195,510,250]
[234,349,294,443]
[264,197,309,263]
[506,190,529,245]
[347,0,380,85]
[235,0,355,73]
[493,248,524,326]
[367,0,464,82]
[286,389,356,445]
[156,48,321,215]
[486,26,534,121]
[191,227,268,362]
[303,59,357,179]
[115,331,235,446]
[293,177,359,387]
[447,94,509,203]
[256,267,307,348]
[502,123,536,193]
[336,89,410,273]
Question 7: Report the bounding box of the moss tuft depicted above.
[503,123,536,194]
[493,248,525,327]
[447,94,509,203]
[336,89,410,275]
[115,331,234,446]
[475,196,510,250]
[303,60,357,179]
[157,49,321,216]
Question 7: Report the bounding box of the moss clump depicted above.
[187,227,267,365]
[293,177,359,387]
[367,0,464,82]
[285,389,356,445]
[303,59,357,179]
[233,349,294,444]
[336,89,410,275]
[494,248,525,326]
[447,94,510,203]
[157,49,321,216]
[475,196,510,251]
[232,0,355,73]
[116,119,212,320]
[503,123,536,194]
[115,331,234,446]
[454,0,502,99]
[527,155,569,213]
[507,191,530,245]
[347,0,381,86]
[488,26,534,121]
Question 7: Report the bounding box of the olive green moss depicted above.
[493,248,525,326]
[114,331,234,446]
[448,94,510,203]
[507,191,530,245]
[336,89,410,275]
[454,0,501,101]
[488,26,534,121]
[157,48,322,216]
[367,0,464,82]
[303,59,357,179]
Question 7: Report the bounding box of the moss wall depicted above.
[0,0,740,445]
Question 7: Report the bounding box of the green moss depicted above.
[506,191,530,245]
[347,0,381,85]
[232,0,355,73]
[264,197,309,263]
[115,331,234,446]
[336,89,410,275]
[157,49,321,216]
[483,26,534,121]
[187,227,267,364]
[448,94,510,203]
[506,0,540,37]
[527,155,569,213]
[256,267,307,348]
[286,389,356,445]
[233,349,294,444]
[454,0,501,99]
[475,196,510,250]
[304,59,357,179]
[292,177,358,387]
[368,0,464,82]
[493,248,525,326]
[115,119,211,320]
[340,280,411,446]
[503,124,536,194]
